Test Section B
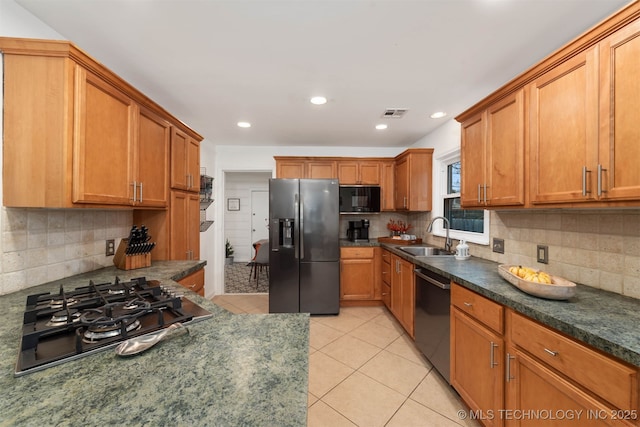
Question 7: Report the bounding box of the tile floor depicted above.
[211,294,480,427]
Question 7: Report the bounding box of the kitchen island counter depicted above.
[0,261,309,427]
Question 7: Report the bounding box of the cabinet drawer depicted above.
[381,250,391,265]
[177,268,205,296]
[341,247,374,259]
[509,310,637,411]
[451,283,504,334]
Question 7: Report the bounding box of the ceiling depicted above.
[16,0,631,148]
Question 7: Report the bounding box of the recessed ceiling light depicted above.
[375,124,388,130]
[310,96,327,105]
[237,121,251,128]
[430,111,447,119]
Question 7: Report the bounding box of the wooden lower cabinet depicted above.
[389,252,414,337]
[340,247,381,304]
[177,268,205,297]
[451,306,504,427]
[381,250,392,308]
[451,283,640,427]
[505,347,628,427]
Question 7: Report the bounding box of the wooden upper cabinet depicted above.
[338,161,380,184]
[2,53,74,207]
[598,17,640,201]
[529,47,599,205]
[1,37,202,209]
[460,113,486,208]
[307,160,337,179]
[136,107,170,207]
[72,66,135,205]
[171,128,200,192]
[380,160,395,211]
[394,149,433,211]
[461,91,525,208]
[276,159,305,178]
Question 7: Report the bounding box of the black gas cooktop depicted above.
[16,276,212,376]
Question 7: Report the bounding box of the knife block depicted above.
[113,239,152,270]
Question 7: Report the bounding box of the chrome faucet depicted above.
[427,216,452,253]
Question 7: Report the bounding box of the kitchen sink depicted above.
[399,246,454,257]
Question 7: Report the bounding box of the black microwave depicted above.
[339,186,381,213]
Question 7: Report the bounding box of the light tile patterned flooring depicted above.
[211,294,480,427]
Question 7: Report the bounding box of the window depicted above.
[432,150,490,245]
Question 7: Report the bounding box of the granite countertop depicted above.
[380,243,640,368]
[0,261,309,427]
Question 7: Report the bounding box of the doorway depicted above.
[251,190,269,244]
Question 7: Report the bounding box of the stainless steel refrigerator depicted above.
[269,178,340,315]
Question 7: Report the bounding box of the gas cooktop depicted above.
[16,276,212,376]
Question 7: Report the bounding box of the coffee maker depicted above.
[347,219,370,242]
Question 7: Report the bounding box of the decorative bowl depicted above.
[498,265,576,300]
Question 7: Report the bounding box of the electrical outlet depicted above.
[537,245,549,264]
[106,239,115,256]
[492,238,505,254]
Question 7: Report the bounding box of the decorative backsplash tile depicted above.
[0,208,132,295]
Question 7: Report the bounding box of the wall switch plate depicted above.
[537,245,549,264]
[492,238,505,254]
[106,239,115,256]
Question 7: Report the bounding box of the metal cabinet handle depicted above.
[490,341,498,368]
[582,166,591,196]
[131,181,137,202]
[506,353,515,382]
[544,348,558,357]
[463,302,473,307]
[483,184,488,204]
[139,182,143,203]
[597,164,607,197]
[477,184,482,203]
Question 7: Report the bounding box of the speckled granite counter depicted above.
[0,261,309,427]
[381,243,640,368]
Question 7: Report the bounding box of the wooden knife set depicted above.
[113,225,156,270]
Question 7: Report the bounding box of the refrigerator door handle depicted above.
[299,194,305,260]
[294,194,300,260]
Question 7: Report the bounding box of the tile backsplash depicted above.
[413,209,640,300]
[0,208,132,295]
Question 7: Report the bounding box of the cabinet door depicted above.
[506,349,623,427]
[398,257,415,337]
[340,258,375,300]
[395,157,409,210]
[529,47,599,204]
[276,160,305,178]
[188,192,200,259]
[599,18,640,201]
[171,128,189,190]
[177,268,205,296]
[187,137,200,192]
[461,112,486,208]
[307,161,337,179]
[359,162,381,185]
[338,162,359,184]
[380,161,395,211]
[136,107,170,207]
[486,90,525,207]
[451,307,504,427]
[170,191,200,260]
[73,67,135,205]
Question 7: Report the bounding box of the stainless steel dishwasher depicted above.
[414,267,451,382]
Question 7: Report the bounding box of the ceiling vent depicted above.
[381,108,408,118]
